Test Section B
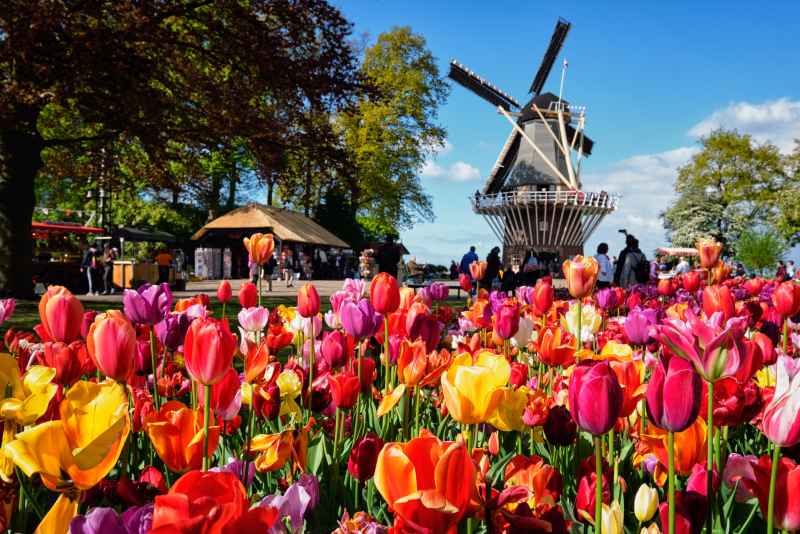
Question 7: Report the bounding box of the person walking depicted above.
[102,245,117,294]
[264,252,277,291]
[376,236,401,278]
[281,250,295,287]
[484,246,502,289]
[154,248,173,285]
[594,243,613,289]
[81,243,99,295]
[614,235,647,288]
[459,246,479,275]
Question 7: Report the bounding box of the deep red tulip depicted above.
[575,458,611,524]
[752,331,776,366]
[347,432,384,482]
[297,283,320,318]
[772,280,800,317]
[568,361,623,436]
[734,337,763,383]
[39,340,87,386]
[658,489,707,534]
[253,383,281,420]
[459,273,472,293]
[370,273,400,315]
[706,377,761,427]
[348,355,377,392]
[183,317,236,385]
[238,282,258,309]
[86,310,137,382]
[683,271,702,293]
[494,301,520,340]
[531,278,554,316]
[646,355,702,432]
[743,277,765,297]
[216,280,232,303]
[544,405,577,446]
[329,371,360,409]
[702,285,735,322]
[37,285,84,343]
[509,362,529,388]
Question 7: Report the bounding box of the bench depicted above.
[403,280,465,299]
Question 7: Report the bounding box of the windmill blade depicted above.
[449,60,520,111]
[565,124,594,155]
[529,18,571,95]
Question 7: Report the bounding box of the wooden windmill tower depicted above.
[449,18,618,263]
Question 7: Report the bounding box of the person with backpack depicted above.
[614,235,648,288]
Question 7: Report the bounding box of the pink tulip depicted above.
[38,285,84,343]
[761,355,800,447]
[87,310,137,382]
[494,300,520,340]
[237,306,269,333]
[568,360,623,436]
[0,299,15,326]
[646,355,702,432]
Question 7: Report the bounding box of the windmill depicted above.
[449,18,618,264]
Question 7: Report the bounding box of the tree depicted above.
[774,140,800,245]
[734,229,787,276]
[339,26,449,237]
[0,0,360,295]
[661,130,786,253]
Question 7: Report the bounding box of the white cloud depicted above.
[421,159,481,182]
[688,98,800,152]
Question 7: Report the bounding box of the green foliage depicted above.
[734,229,787,276]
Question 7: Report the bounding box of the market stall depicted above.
[111,227,185,289]
[31,221,106,293]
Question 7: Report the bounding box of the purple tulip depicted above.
[388,334,403,364]
[428,282,449,301]
[595,288,617,310]
[211,458,256,488]
[123,283,172,324]
[70,507,127,534]
[489,290,506,313]
[340,299,381,339]
[515,286,533,306]
[260,475,320,533]
[624,306,658,345]
[121,504,153,534]
[155,312,190,352]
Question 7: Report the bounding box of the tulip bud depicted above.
[370,273,400,315]
[568,361,622,436]
[702,285,735,321]
[87,310,137,382]
[772,280,800,318]
[657,278,675,297]
[183,317,236,385]
[238,282,258,309]
[646,355,701,432]
[696,238,722,269]
[216,280,232,303]
[494,301,520,340]
[634,484,659,522]
[347,432,384,481]
[329,371,360,409]
[602,502,624,534]
[297,283,320,318]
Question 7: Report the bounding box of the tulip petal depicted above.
[35,493,80,534]
[377,385,406,417]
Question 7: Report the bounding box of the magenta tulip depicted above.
[568,360,623,436]
[494,301,520,340]
[321,330,347,369]
[624,306,657,345]
[340,299,381,339]
[646,355,702,432]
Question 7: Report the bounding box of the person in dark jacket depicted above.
[376,236,401,278]
[484,247,502,288]
[459,246,479,275]
[80,243,99,295]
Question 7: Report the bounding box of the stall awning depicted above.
[112,227,178,244]
[32,222,104,235]
[191,204,349,248]
[656,247,699,256]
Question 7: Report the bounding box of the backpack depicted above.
[633,252,649,283]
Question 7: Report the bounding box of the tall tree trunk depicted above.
[225,163,237,210]
[0,128,42,297]
[266,177,274,206]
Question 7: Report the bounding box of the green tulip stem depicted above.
[413,386,421,438]
[383,316,390,395]
[202,383,211,471]
[576,301,582,360]
[307,320,315,413]
[149,327,161,411]
[221,301,226,323]
[668,430,676,534]
[594,435,602,534]
[707,380,714,534]
[782,319,789,355]
[767,443,780,534]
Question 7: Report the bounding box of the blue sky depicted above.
[336,1,800,265]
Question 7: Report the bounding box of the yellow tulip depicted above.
[634,483,659,523]
[640,524,662,534]
[602,501,624,534]
[4,380,130,533]
[277,369,302,417]
[562,303,601,343]
[487,386,528,432]
[600,340,634,362]
[441,351,510,424]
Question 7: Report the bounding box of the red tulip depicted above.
[37,285,84,343]
[509,362,529,388]
[216,280,232,303]
[297,283,320,318]
[772,281,800,317]
[39,340,87,386]
[329,371,360,409]
[321,330,347,369]
[682,271,702,293]
[734,337,763,383]
[459,273,472,293]
[646,355,702,432]
[347,432,384,482]
[183,317,236,385]
[575,457,611,524]
[87,310,137,382]
[702,285,735,321]
[743,277,765,297]
[658,278,676,297]
[370,273,400,315]
[568,361,622,436]
[198,367,241,420]
[753,331,776,366]
[238,282,257,309]
[531,278,554,316]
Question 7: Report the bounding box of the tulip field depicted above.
[0,234,799,534]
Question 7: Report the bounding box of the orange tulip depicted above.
[469,260,487,281]
[37,285,84,343]
[562,256,599,299]
[636,418,707,486]
[462,298,492,330]
[374,430,476,533]
[145,400,221,473]
[710,260,732,284]
[86,310,137,382]
[399,287,417,312]
[534,327,575,367]
[248,420,312,473]
[297,283,320,318]
[696,238,722,269]
[370,273,400,315]
[243,232,275,265]
[609,359,646,418]
[504,454,562,507]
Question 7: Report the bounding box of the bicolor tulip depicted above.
[568,360,622,435]
[370,273,400,315]
[37,285,84,343]
[470,260,487,281]
[199,367,242,421]
[772,280,800,318]
[238,282,258,309]
[145,400,221,472]
[638,419,707,480]
[562,255,599,299]
[347,433,384,482]
[646,355,702,432]
[87,310,137,382]
[441,351,510,424]
[238,306,269,333]
[340,299,381,339]
[696,238,722,269]
[724,454,800,532]
[511,316,534,349]
[216,279,232,303]
[4,380,130,533]
[297,283,320,318]
[243,232,275,265]
[248,422,311,474]
[702,285,735,322]
[534,327,576,368]
[123,283,172,325]
[609,358,646,418]
[634,484,659,522]
[374,431,475,533]
[562,302,601,343]
[183,317,236,385]
[760,354,800,447]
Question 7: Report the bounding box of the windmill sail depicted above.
[448,61,520,111]
[528,18,571,95]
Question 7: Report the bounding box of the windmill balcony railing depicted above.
[471,190,619,212]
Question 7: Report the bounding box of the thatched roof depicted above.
[191,204,349,248]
